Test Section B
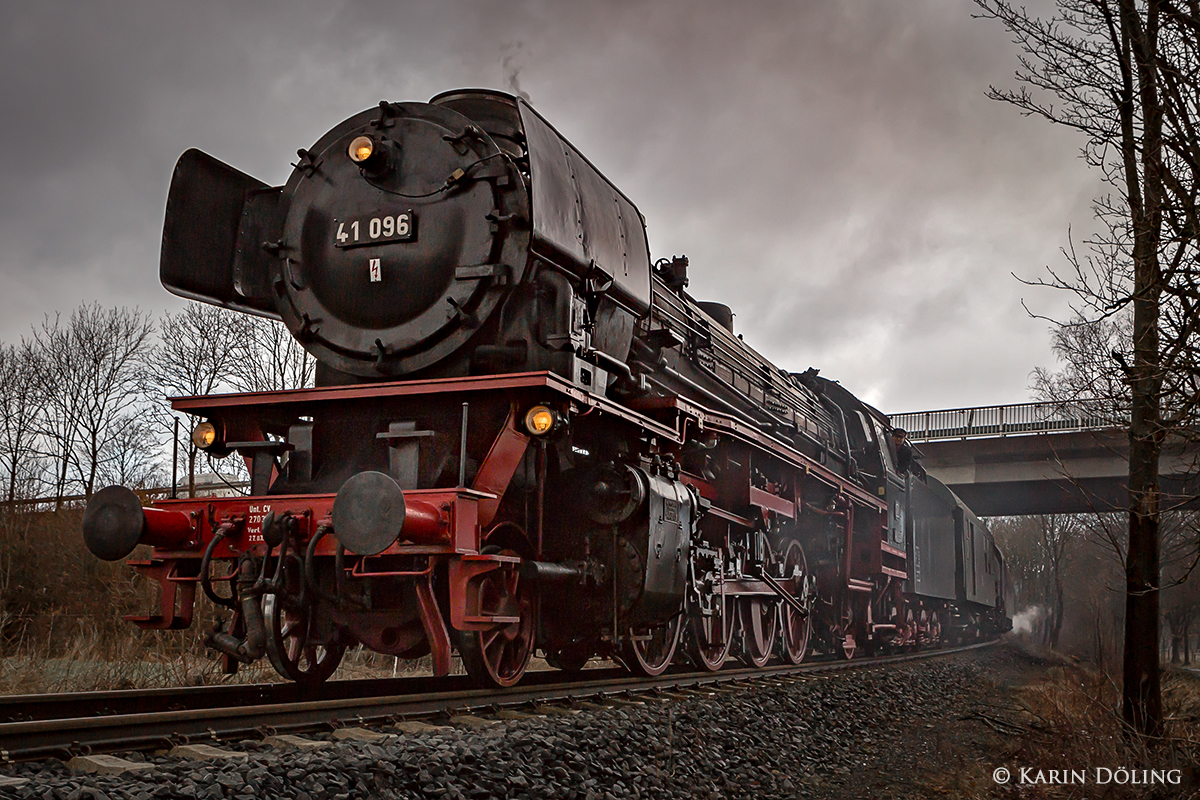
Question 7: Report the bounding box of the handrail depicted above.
[889,401,1120,441]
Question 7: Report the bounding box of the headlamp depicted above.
[524,405,559,436]
[348,135,375,164]
[191,421,219,450]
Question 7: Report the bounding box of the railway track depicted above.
[0,641,996,764]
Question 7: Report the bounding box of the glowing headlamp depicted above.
[191,421,220,450]
[348,135,375,164]
[524,405,560,436]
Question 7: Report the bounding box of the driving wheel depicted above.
[739,595,779,668]
[779,540,811,665]
[689,591,734,671]
[625,611,684,677]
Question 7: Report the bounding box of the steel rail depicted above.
[0,667,631,724]
[0,641,997,763]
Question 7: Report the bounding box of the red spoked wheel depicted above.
[689,592,734,671]
[625,611,684,677]
[263,593,346,685]
[459,548,535,688]
[779,540,811,665]
[739,595,779,668]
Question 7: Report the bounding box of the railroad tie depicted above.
[494,709,538,720]
[574,701,610,711]
[393,720,452,734]
[333,727,395,743]
[169,744,249,761]
[68,755,156,776]
[531,704,579,717]
[263,734,331,750]
[449,714,499,729]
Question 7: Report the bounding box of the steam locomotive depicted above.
[83,89,1010,687]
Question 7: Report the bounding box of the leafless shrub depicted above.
[1006,662,1200,798]
[229,314,314,393]
[31,304,155,505]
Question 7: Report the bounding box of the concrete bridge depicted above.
[889,403,1200,517]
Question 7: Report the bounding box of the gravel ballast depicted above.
[0,651,1003,800]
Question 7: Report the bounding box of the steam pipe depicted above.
[580,346,635,384]
[204,556,267,664]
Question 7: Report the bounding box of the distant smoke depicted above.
[1011,606,1045,635]
[501,45,531,102]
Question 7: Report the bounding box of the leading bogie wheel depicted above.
[458,548,536,688]
[263,593,346,685]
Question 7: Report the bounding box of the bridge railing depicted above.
[890,402,1117,441]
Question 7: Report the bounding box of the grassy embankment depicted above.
[0,507,434,693]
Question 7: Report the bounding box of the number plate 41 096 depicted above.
[334,211,416,249]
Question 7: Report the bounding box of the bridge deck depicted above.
[889,403,1198,516]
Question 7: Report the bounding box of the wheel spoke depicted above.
[481,627,502,652]
[264,585,345,684]
[690,593,732,671]
[460,547,535,689]
[779,540,810,665]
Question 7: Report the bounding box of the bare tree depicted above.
[977,0,1200,738]
[33,304,154,505]
[1039,514,1083,647]
[97,413,163,491]
[229,316,314,393]
[0,343,46,503]
[991,514,1083,646]
[144,302,247,496]
[1032,313,1132,427]
[1160,512,1200,662]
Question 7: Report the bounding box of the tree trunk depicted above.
[6,431,19,504]
[1050,572,1065,648]
[54,448,71,511]
[1119,0,1164,740]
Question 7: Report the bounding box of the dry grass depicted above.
[990,643,1200,798]
[0,507,451,694]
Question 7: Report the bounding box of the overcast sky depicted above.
[0,0,1097,412]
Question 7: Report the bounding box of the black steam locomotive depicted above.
[83,89,1009,687]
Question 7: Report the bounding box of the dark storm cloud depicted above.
[0,0,1095,411]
